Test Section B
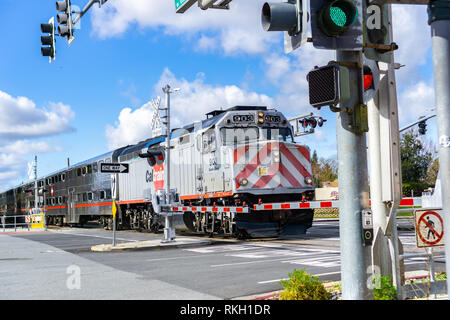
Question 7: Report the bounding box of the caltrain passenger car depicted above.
[0,105,315,238]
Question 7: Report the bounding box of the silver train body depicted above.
[0,106,315,237]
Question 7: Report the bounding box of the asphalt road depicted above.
[0,220,446,300]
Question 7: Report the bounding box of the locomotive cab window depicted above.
[261,127,294,142]
[202,129,217,153]
[220,127,259,146]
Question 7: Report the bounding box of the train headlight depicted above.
[273,150,280,163]
[304,176,313,185]
[239,178,249,186]
[258,112,264,117]
[258,117,264,124]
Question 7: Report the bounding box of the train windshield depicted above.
[261,128,294,142]
[220,127,259,146]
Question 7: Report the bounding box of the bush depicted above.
[279,269,330,300]
[373,276,397,300]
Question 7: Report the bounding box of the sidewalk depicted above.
[91,236,212,252]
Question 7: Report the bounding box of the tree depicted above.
[400,130,433,196]
[310,150,338,188]
[311,150,320,187]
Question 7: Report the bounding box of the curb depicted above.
[91,238,212,252]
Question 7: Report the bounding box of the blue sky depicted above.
[0,0,438,190]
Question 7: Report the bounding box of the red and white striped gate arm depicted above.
[171,206,249,213]
[170,197,421,213]
[252,197,422,211]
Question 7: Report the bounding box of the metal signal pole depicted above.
[428,0,450,299]
[161,84,180,243]
[336,50,372,300]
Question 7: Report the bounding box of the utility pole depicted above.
[161,84,180,243]
[428,0,450,299]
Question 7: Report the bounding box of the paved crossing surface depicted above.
[0,220,446,299]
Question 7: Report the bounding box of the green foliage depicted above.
[436,272,447,281]
[311,150,338,188]
[402,181,428,197]
[401,130,433,185]
[279,269,330,300]
[373,276,397,300]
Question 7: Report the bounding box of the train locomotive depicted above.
[0,106,315,238]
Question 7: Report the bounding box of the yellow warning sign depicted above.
[31,213,45,229]
[112,200,117,220]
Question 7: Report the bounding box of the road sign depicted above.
[100,163,129,174]
[175,0,197,13]
[414,209,445,247]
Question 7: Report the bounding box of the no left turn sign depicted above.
[414,209,444,248]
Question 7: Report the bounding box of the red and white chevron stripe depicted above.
[233,142,312,190]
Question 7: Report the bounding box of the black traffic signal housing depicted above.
[310,0,363,50]
[139,147,165,167]
[418,121,427,135]
[307,62,350,109]
[41,17,56,63]
[56,0,74,44]
[362,0,393,63]
[261,0,308,53]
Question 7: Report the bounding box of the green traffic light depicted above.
[319,0,358,37]
[330,6,348,27]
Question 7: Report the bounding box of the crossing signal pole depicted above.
[428,0,450,297]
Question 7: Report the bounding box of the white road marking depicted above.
[258,271,341,284]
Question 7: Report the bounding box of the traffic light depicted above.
[306,62,350,109]
[418,121,427,135]
[310,0,363,50]
[40,17,56,63]
[139,148,165,167]
[362,57,380,103]
[56,0,74,44]
[362,0,392,63]
[317,117,327,127]
[261,0,308,53]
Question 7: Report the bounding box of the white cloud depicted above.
[0,91,75,141]
[397,81,435,125]
[105,68,274,149]
[91,0,277,55]
[0,90,75,190]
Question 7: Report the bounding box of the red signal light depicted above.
[363,74,373,91]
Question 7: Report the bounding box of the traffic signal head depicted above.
[40,17,56,63]
[307,62,350,108]
[362,1,392,63]
[310,0,363,50]
[362,57,380,103]
[262,2,299,34]
[261,0,308,53]
[56,0,74,44]
[318,0,358,37]
[418,121,427,135]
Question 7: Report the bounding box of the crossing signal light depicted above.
[307,62,350,108]
[418,121,427,135]
[310,0,363,50]
[362,58,380,103]
[261,0,308,53]
[41,17,56,63]
[56,0,74,44]
[139,148,165,167]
